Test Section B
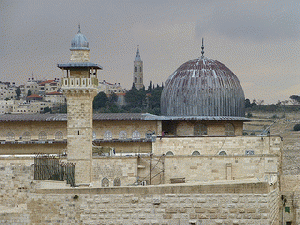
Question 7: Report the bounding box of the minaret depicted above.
[133,46,143,90]
[57,25,102,185]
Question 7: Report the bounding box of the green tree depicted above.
[16,87,21,99]
[109,92,118,104]
[93,92,108,110]
[43,106,52,113]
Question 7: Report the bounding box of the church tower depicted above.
[133,46,143,90]
[57,26,102,185]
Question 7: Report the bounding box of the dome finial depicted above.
[78,23,81,33]
[201,38,205,58]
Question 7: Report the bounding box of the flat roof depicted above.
[0,113,249,122]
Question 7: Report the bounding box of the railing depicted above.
[34,154,75,187]
[62,77,98,88]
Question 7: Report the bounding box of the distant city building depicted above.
[44,91,66,104]
[38,78,61,95]
[133,46,143,90]
[0,82,17,100]
[0,100,14,114]
[98,80,126,95]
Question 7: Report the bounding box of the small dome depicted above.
[161,57,245,117]
[70,27,89,50]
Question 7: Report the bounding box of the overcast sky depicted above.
[1,0,299,104]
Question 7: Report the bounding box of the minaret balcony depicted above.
[62,77,98,90]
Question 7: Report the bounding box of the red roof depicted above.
[116,93,126,96]
[27,94,43,98]
[39,80,55,86]
[46,91,63,95]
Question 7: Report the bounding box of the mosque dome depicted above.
[70,26,90,50]
[161,56,245,117]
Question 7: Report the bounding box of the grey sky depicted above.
[1,0,299,103]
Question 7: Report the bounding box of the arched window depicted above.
[132,130,140,140]
[194,124,207,135]
[119,131,127,140]
[104,130,112,140]
[225,123,235,136]
[22,132,31,141]
[145,131,155,139]
[140,78,142,83]
[6,132,15,141]
[113,177,121,186]
[166,151,174,156]
[55,131,63,140]
[39,131,47,141]
[92,131,96,140]
[102,177,109,187]
[192,151,200,156]
[219,151,227,156]
[135,67,137,72]
[134,77,137,83]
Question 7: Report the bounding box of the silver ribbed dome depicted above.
[161,57,245,117]
[70,27,89,50]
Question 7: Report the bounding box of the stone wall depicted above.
[176,120,244,136]
[0,157,281,224]
[14,182,281,224]
[153,136,282,156]
[93,120,160,140]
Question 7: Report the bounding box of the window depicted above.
[140,67,142,72]
[285,207,290,213]
[194,124,207,135]
[145,131,155,139]
[22,132,31,141]
[219,151,227,156]
[225,123,235,136]
[7,132,15,141]
[39,131,47,141]
[104,130,112,140]
[192,151,200,156]
[55,131,63,140]
[132,130,140,140]
[166,151,174,156]
[102,178,109,187]
[113,177,121,186]
[134,77,137,83]
[119,131,127,140]
[134,67,137,72]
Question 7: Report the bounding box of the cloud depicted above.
[196,0,300,42]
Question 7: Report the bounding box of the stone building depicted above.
[0,29,286,224]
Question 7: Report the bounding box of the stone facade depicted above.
[0,158,280,224]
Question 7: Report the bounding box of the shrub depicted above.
[293,124,300,131]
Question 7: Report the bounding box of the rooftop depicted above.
[0,113,249,122]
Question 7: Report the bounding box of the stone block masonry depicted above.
[0,158,280,224]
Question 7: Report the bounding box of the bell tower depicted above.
[133,46,143,90]
[57,26,102,185]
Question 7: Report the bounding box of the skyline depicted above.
[1,0,300,104]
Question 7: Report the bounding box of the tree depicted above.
[16,87,21,99]
[93,92,108,110]
[43,106,52,113]
[290,95,300,105]
[109,92,118,104]
[27,90,32,97]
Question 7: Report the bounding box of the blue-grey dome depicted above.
[70,27,89,50]
[161,57,245,117]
